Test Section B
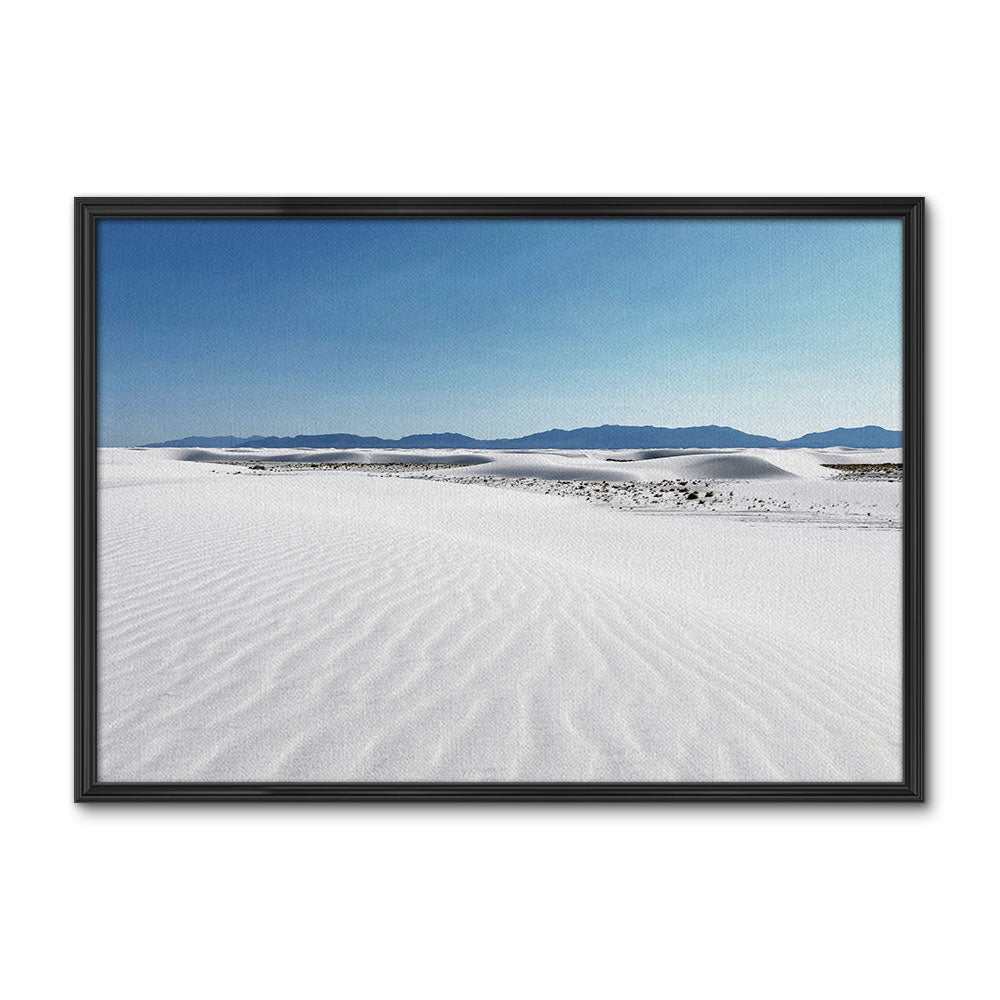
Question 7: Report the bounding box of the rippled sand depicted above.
[97,447,903,782]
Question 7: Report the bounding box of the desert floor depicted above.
[97,446,903,782]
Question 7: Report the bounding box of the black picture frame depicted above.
[75,196,924,802]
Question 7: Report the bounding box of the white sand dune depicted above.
[633,453,798,480]
[98,447,903,783]
[175,447,492,466]
[449,453,641,482]
[161,444,902,482]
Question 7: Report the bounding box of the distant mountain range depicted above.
[144,424,902,450]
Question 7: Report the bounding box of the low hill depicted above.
[145,423,902,450]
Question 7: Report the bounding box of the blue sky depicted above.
[98,217,902,445]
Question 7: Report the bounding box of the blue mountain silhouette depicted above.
[145,423,902,450]
[780,425,903,448]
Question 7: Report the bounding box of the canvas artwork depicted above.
[78,199,922,800]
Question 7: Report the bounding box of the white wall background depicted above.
[2,2,996,996]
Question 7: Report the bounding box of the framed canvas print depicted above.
[75,197,924,801]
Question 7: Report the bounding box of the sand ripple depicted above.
[98,452,903,782]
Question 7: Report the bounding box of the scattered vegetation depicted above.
[223,460,469,472]
[210,460,899,526]
[821,463,902,481]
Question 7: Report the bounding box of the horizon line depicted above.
[124,421,903,448]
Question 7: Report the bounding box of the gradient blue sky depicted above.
[98,217,902,445]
